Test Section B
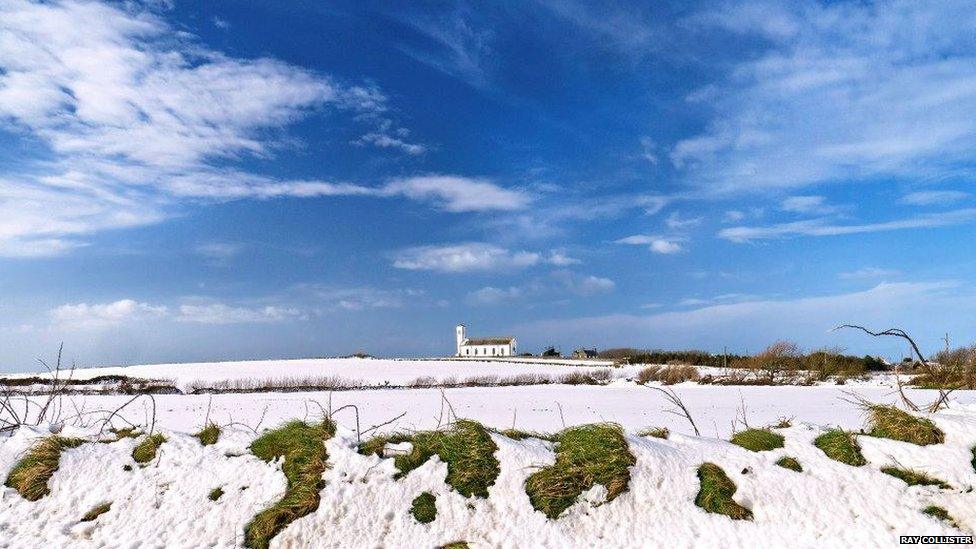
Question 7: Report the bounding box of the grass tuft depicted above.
[106,427,141,442]
[636,427,669,439]
[881,467,951,489]
[922,505,959,527]
[440,543,469,549]
[196,423,221,446]
[132,433,167,464]
[81,502,111,522]
[524,423,636,519]
[971,446,976,473]
[209,487,224,501]
[360,420,500,498]
[243,419,335,549]
[4,436,85,501]
[775,456,803,472]
[813,429,866,466]
[730,429,784,452]
[695,463,752,520]
[494,428,556,442]
[411,492,437,523]
[865,405,944,446]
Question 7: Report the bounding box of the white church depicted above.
[455,324,517,357]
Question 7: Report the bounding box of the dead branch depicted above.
[643,385,701,436]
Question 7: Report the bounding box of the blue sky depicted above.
[2,0,976,370]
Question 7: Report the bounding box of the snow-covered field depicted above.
[2,357,626,392]
[1,400,976,547]
[2,358,974,547]
[22,382,974,437]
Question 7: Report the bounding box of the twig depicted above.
[643,386,700,436]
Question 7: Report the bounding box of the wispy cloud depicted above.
[392,243,550,272]
[0,0,422,257]
[383,175,530,212]
[674,1,976,193]
[176,302,303,324]
[719,208,976,242]
[393,7,493,88]
[839,267,901,280]
[614,234,684,254]
[780,195,843,215]
[901,190,970,206]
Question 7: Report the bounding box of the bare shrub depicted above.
[636,365,699,385]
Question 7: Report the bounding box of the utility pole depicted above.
[942,332,951,354]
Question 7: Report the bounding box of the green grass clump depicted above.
[494,428,556,442]
[730,429,784,452]
[81,502,111,522]
[524,423,636,519]
[775,456,803,472]
[132,433,167,464]
[361,420,500,498]
[636,427,669,439]
[411,492,437,523]
[881,467,951,489]
[196,423,221,446]
[4,436,85,501]
[922,505,958,527]
[695,463,752,520]
[244,419,336,549]
[813,429,866,466]
[866,405,944,446]
[209,487,224,501]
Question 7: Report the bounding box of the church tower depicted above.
[455,324,466,356]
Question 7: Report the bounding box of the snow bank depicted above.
[2,404,976,547]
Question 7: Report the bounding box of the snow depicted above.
[2,400,976,547]
[1,357,626,393]
[25,382,974,438]
[3,358,976,547]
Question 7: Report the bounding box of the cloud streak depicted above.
[719,208,976,242]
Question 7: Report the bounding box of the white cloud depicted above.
[639,136,658,163]
[723,210,745,223]
[614,235,684,254]
[0,0,416,256]
[780,195,841,215]
[392,243,541,272]
[357,132,426,155]
[383,175,530,212]
[51,299,167,329]
[719,208,976,242]
[665,211,702,229]
[901,190,970,206]
[176,303,303,324]
[546,250,580,266]
[570,274,615,295]
[839,267,902,280]
[675,1,976,193]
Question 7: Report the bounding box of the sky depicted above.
[2,0,976,371]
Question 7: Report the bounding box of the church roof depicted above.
[463,337,514,345]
